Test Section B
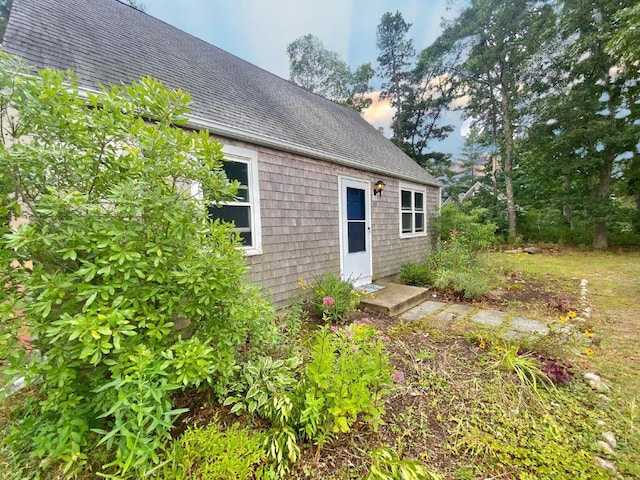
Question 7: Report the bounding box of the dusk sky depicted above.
[144,0,468,157]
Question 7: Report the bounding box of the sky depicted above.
[144,0,467,157]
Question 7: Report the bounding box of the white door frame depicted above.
[338,176,372,287]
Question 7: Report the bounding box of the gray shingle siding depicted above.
[219,137,437,306]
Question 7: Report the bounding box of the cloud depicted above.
[362,93,394,135]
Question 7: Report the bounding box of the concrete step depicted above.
[359,283,431,317]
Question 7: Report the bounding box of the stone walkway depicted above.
[400,300,550,339]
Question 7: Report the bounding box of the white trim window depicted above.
[208,145,262,256]
[399,184,427,238]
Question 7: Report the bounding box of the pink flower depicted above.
[379,335,391,343]
[330,325,339,333]
[322,296,336,307]
[390,370,405,383]
[361,318,372,325]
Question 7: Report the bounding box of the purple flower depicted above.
[322,296,336,307]
[390,370,405,383]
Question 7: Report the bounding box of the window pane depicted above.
[223,161,248,186]
[238,231,252,247]
[348,222,366,253]
[414,192,424,212]
[347,187,365,221]
[415,213,424,232]
[235,186,249,202]
[208,205,250,229]
[402,213,412,233]
[401,190,412,210]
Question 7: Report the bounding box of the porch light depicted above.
[373,180,386,196]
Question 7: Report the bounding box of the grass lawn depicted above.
[2,248,639,479]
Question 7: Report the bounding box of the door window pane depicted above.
[347,187,365,221]
[348,222,366,253]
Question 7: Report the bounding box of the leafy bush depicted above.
[399,262,432,287]
[401,204,495,299]
[0,54,276,477]
[159,421,267,480]
[366,446,442,480]
[303,272,361,322]
[437,204,497,250]
[433,270,489,300]
[225,320,394,477]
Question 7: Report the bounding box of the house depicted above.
[2,0,441,306]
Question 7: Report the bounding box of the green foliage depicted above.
[401,205,495,299]
[398,262,431,287]
[490,343,550,394]
[432,270,489,300]
[453,383,610,479]
[366,446,442,480]
[287,34,373,112]
[159,421,267,480]
[437,204,496,250]
[225,321,393,477]
[0,53,276,477]
[303,322,392,435]
[307,272,361,322]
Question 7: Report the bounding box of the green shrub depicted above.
[432,270,489,300]
[0,54,277,477]
[399,204,495,299]
[399,262,433,287]
[160,421,267,480]
[366,446,442,480]
[304,272,361,322]
[437,204,497,250]
[225,320,394,477]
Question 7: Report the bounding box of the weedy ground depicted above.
[287,247,640,478]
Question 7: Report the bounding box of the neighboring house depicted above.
[2,0,441,306]
[443,181,487,206]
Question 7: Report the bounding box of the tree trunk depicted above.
[500,62,517,239]
[593,151,614,249]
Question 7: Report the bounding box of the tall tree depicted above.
[0,0,13,42]
[425,0,555,239]
[287,34,373,112]
[376,11,415,144]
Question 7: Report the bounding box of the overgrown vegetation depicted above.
[301,272,362,322]
[0,54,279,477]
[400,204,495,299]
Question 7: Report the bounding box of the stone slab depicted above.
[359,283,430,316]
[401,301,446,321]
[469,309,508,328]
[509,317,549,335]
[436,304,474,323]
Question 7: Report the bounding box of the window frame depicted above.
[399,183,428,239]
[210,145,262,256]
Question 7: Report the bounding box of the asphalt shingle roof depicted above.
[2,0,439,186]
